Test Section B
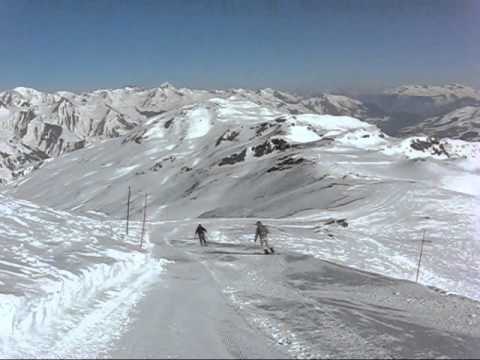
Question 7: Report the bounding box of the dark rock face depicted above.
[39,123,63,153]
[410,137,449,157]
[150,162,163,172]
[254,122,280,136]
[164,118,174,129]
[54,98,79,132]
[122,129,145,144]
[136,108,166,118]
[267,155,305,172]
[0,145,49,180]
[150,155,176,172]
[271,138,291,151]
[325,218,349,227]
[14,109,36,138]
[251,138,291,157]
[215,130,240,146]
[184,181,199,195]
[218,148,247,166]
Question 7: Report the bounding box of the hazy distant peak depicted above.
[384,84,480,99]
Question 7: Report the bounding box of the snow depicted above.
[0,195,171,357]
[385,84,480,99]
[444,139,480,159]
[0,107,10,121]
[113,164,139,178]
[441,173,480,197]
[2,85,480,357]
[296,114,370,133]
[381,137,480,161]
[213,97,280,122]
[335,128,388,149]
[102,220,480,359]
[185,107,211,139]
[286,125,320,143]
[144,125,165,139]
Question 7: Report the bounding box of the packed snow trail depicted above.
[106,226,288,359]
[107,220,480,359]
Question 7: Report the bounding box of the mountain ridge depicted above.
[1,83,480,184]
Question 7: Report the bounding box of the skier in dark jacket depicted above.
[195,224,208,246]
[254,221,274,254]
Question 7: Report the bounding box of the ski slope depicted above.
[5,97,480,303]
[1,95,480,357]
[0,195,169,358]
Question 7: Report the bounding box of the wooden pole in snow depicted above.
[126,186,131,236]
[416,229,426,283]
[140,193,148,249]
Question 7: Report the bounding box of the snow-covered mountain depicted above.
[5,96,480,299]
[0,85,372,183]
[7,95,479,215]
[380,84,480,115]
[2,91,480,357]
[399,105,480,141]
[1,83,479,185]
[357,84,480,137]
[385,83,480,100]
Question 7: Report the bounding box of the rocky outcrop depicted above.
[218,149,247,166]
[410,137,449,157]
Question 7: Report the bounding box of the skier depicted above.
[254,220,274,254]
[194,224,208,246]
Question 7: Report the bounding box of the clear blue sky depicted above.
[0,0,478,94]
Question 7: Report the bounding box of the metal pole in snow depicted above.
[416,229,426,283]
[126,186,131,236]
[140,193,148,249]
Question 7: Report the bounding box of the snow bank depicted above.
[0,195,171,357]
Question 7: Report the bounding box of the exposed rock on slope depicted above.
[0,85,374,183]
[1,83,479,183]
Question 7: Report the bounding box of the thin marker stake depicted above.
[126,186,131,236]
[140,193,148,249]
[416,229,426,283]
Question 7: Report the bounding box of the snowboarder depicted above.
[194,224,208,246]
[254,220,274,254]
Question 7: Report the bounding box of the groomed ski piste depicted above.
[1,96,480,358]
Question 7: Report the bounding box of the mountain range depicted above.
[1,83,480,184]
[1,82,480,358]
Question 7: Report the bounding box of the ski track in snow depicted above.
[166,207,480,304]
[2,91,480,357]
[5,254,169,359]
[0,199,171,359]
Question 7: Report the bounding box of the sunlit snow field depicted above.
[1,97,480,357]
[0,195,169,357]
